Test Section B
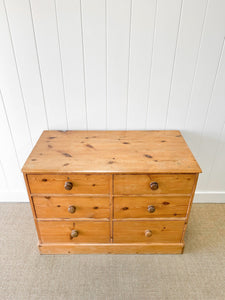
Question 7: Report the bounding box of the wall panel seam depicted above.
[125,0,133,129]
[0,158,8,189]
[28,0,49,130]
[0,90,21,170]
[79,0,88,130]
[206,121,225,187]
[105,0,108,129]
[184,0,209,128]
[145,0,158,128]
[3,0,33,146]
[196,38,225,156]
[165,0,184,129]
[54,0,69,130]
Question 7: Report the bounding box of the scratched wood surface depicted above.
[22,130,201,173]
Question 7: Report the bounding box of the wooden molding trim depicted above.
[38,242,184,254]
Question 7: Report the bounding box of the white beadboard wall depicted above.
[0,0,225,202]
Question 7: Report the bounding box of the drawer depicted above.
[33,196,110,219]
[114,196,189,219]
[38,221,110,243]
[28,174,110,194]
[114,174,195,195]
[113,220,184,243]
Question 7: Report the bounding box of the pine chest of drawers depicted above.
[22,130,201,254]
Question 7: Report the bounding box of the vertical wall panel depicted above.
[165,0,208,129]
[0,160,7,190]
[0,0,32,167]
[107,0,131,129]
[55,0,87,129]
[81,0,106,129]
[0,92,24,191]
[127,0,156,129]
[146,0,182,129]
[30,0,68,129]
[207,123,225,191]
[4,0,48,145]
[197,43,225,190]
[184,0,225,155]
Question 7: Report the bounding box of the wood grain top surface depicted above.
[22,130,201,174]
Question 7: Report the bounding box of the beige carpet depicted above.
[0,203,225,300]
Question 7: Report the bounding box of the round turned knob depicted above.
[71,230,79,238]
[64,181,73,190]
[68,205,76,214]
[145,229,152,238]
[147,205,155,213]
[150,181,158,190]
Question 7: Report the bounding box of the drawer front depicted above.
[38,221,110,243]
[114,174,195,195]
[114,196,189,219]
[113,220,184,243]
[33,196,110,219]
[28,174,110,194]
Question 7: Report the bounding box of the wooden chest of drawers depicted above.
[22,130,201,254]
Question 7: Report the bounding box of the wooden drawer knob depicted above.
[68,205,76,214]
[145,229,152,238]
[150,181,158,190]
[147,205,155,213]
[71,230,79,238]
[64,181,73,190]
